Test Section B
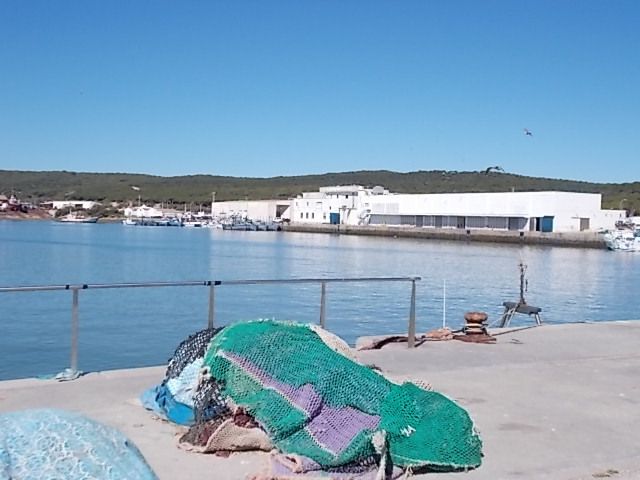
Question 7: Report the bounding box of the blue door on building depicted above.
[541,216,554,232]
[329,212,340,225]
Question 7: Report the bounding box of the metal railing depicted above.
[0,276,421,378]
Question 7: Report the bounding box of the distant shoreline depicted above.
[0,213,51,221]
[0,214,122,223]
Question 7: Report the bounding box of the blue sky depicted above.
[1,1,638,182]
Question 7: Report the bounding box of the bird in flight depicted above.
[524,128,533,136]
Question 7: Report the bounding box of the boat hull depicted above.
[58,217,99,223]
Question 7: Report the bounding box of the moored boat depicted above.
[122,217,182,227]
[604,228,640,251]
[183,219,203,228]
[58,213,99,223]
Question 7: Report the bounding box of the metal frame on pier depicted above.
[0,276,421,378]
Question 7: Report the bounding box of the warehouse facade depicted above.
[290,188,624,233]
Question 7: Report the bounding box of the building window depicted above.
[466,217,486,229]
[300,213,303,219]
[580,218,590,231]
[312,213,315,219]
[487,217,508,229]
[323,213,326,220]
[306,212,309,219]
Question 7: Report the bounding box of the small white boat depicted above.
[183,220,203,228]
[604,228,640,251]
[203,220,224,229]
[222,221,257,231]
[122,217,182,227]
[166,218,183,227]
[58,212,99,223]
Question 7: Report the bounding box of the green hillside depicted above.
[1,169,638,213]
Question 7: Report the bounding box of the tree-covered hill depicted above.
[1,169,638,213]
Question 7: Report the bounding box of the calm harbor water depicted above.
[1,220,639,380]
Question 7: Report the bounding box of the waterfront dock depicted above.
[283,223,609,249]
[1,321,638,479]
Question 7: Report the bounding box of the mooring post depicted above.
[70,288,79,373]
[208,283,216,328]
[408,279,416,348]
[319,281,327,328]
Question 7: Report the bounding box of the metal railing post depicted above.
[319,281,327,328]
[70,288,80,373]
[408,280,416,348]
[207,283,216,329]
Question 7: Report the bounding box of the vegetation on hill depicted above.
[0,169,638,214]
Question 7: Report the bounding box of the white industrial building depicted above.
[291,186,625,233]
[41,200,101,211]
[123,205,164,218]
[292,185,389,225]
[211,199,291,222]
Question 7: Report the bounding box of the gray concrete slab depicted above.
[1,321,639,479]
[358,321,640,480]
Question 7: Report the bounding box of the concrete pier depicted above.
[1,321,638,479]
[283,223,609,249]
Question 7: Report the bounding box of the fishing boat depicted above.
[203,220,224,229]
[58,212,99,223]
[222,220,257,231]
[183,219,203,228]
[122,217,182,227]
[604,228,640,251]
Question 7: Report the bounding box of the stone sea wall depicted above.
[283,223,608,249]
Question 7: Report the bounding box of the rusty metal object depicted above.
[464,311,488,323]
[454,311,496,344]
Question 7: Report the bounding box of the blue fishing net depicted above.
[0,409,158,480]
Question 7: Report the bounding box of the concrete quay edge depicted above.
[1,320,639,479]
[283,223,609,249]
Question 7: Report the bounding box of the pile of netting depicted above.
[142,320,482,479]
[0,409,158,480]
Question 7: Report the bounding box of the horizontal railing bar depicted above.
[0,276,421,293]
[78,281,212,290]
[0,281,210,293]
[219,277,421,286]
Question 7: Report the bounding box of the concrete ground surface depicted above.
[1,321,639,480]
